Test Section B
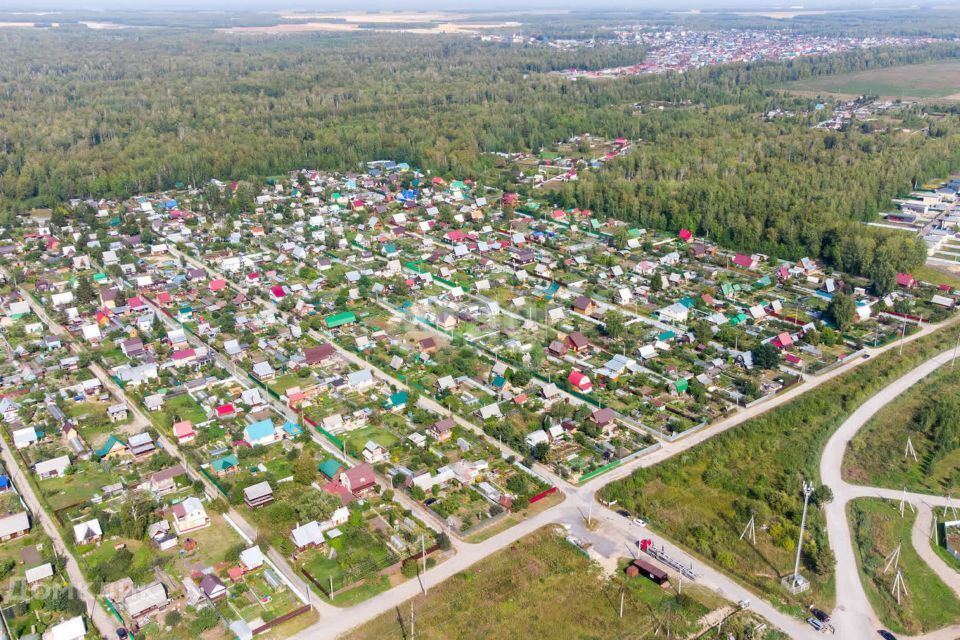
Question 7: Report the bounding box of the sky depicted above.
[0,0,917,12]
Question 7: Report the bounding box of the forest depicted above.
[2,26,960,275]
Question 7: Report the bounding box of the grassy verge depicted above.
[598,320,960,616]
[464,491,565,543]
[343,526,786,640]
[849,499,960,634]
[844,364,960,494]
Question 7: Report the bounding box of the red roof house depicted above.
[568,370,593,393]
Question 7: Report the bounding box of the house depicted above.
[384,391,408,412]
[173,420,196,443]
[73,518,102,545]
[341,463,377,497]
[239,545,265,572]
[362,440,389,464]
[319,458,344,480]
[149,465,186,496]
[12,427,38,449]
[96,436,127,460]
[124,581,169,620]
[897,272,917,289]
[42,616,85,640]
[732,253,757,270]
[304,343,336,365]
[0,511,30,543]
[25,562,53,585]
[429,418,455,442]
[658,302,689,324]
[548,340,568,357]
[171,497,210,534]
[572,296,596,315]
[107,404,128,423]
[290,521,324,551]
[199,574,227,601]
[211,453,239,476]
[252,361,275,382]
[35,455,70,479]
[437,312,458,330]
[590,407,617,433]
[244,419,278,447]
[568,370,593,393]
[243,481,274,509]
[127,432,156,459]
[565,331,590,354]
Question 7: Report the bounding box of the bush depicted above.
[165,611,183,627]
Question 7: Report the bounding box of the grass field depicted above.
[849,499,960,634]
[343,527,786,640]
[844,364,960,494]
[913,263,960,290]
[599,320,960,616]
[786,61,960,100]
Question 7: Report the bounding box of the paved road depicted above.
[820,346,960,640]
[0,439,117,637]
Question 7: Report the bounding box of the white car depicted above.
[633,518,647,527]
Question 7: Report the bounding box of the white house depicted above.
[42,616,85,640]
[36,455,70,479]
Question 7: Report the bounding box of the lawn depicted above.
[300,526,397,596]
[344,425,400,457]
[343,526,784,640]
[786,61,960,100]
[599,320,960,616]
[849,499,960,634]
[161,394,208,428]
[41,463,141,510]
[844,364,960,494]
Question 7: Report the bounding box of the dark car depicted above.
[117,629,128,640]
[810,607,830,622]
[878,631,897,640]
[616,509,630,518]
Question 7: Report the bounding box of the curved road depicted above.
[821,346,960,640]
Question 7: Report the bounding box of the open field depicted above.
[343,526,785,640]
[849,499,960,634]
[599,320,960,616]
[786,61,960,100]
[914,262,960,290]
[844,364,960,494]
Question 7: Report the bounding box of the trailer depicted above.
[638,539,699,580]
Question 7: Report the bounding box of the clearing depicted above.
[342,526,785,640]
[786,61,960,100]
[844,364,960,494]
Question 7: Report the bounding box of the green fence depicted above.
[199,466,229,497]
[577,459,622,483]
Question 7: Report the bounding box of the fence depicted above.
[300,414,345,450]
[577,459,622,484]
[528,486,557,504]
[199,466,229,497]
[250,604,312,635]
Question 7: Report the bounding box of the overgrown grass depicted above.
[343,527,784,640]
[599,321,960,615]
[844,364,960,494]
[850,499,960,634]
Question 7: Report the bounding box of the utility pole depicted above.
[789,481,814,592]
[619,589,624,618]
[905,437,918,462]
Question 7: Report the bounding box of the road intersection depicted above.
[6,251,960,640]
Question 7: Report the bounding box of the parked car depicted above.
[616,509,630,518]
[810,606,830,622]
[806,617,823,631]
[633,518,647,527]
[878,632,897,640]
